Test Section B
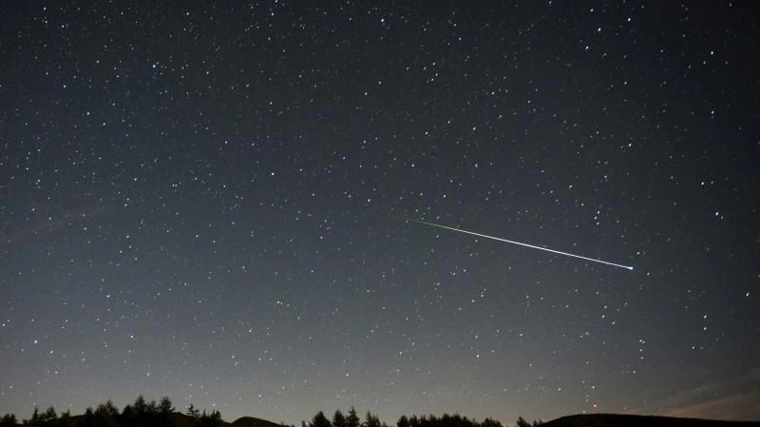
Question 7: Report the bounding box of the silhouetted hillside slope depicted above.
[542,414,760,427]
[232,416,286,427]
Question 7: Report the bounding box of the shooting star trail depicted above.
[410,218,634,271]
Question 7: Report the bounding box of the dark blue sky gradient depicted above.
[1,1,759,424]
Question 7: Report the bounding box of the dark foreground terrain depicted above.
[3,397,758,427]
[541,414,760,427]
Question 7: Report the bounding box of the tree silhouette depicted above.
[77,407,95,427]
[515,418,531,427]
[95,401,119,419]
[346,408,360,427]
[481,418,502,427]
[333,410,347,427]
[200,410,223,427]
[40,407,57,423]
[1,414,17,427]
[158,397,174,414]
[28,407,40,425]
[308,411,331,427]
[133,397,148,415]
[93,401,118,427]
[121,404,134,424]
[187,404,200,418]
[362,412,381,427]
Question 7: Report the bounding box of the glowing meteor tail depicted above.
[410,219,634,271]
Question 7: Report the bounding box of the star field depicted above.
[1,1,759,425]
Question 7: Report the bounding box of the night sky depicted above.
[1,1,759,425]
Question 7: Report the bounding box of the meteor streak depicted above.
[410,218,634,271]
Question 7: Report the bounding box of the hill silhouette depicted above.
[232,416,286,427]
[540,414,760,427]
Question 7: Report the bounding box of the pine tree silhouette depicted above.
[159,397,174,414]
[346,408,360,427]
[1,414,17,427]
[187,404,200,418]
[363,412,381,427]
[516,417,531,427]
[309,411,331,427]
[333,411,347,427]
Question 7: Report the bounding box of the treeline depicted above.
[1,396,223,427]
[303,408,540,427]
[2,397,541,427]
